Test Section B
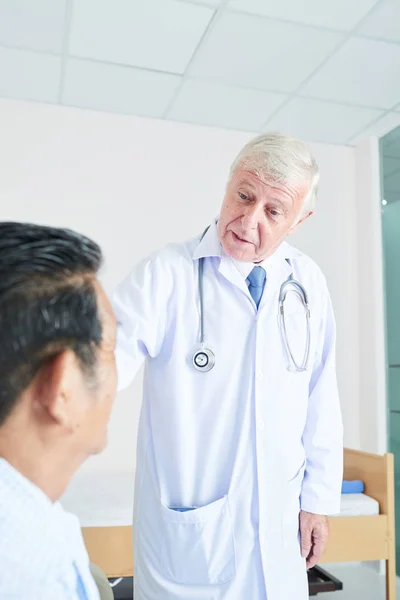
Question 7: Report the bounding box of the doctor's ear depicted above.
[287,210,313,237]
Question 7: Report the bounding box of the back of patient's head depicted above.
[0,222,103,429]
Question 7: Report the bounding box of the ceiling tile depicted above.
[264,97,382,144]
[350,112,400,143]
[0,0,66,53]
[0,47,60,103]
[228,0,378,31]
[168,78,287,131]
[63,59,181,117]
[69,0,214,75]
[302,37,400,109]
[190,11,343,92]
[359,0,400,42]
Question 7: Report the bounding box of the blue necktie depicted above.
[247,266,266,309]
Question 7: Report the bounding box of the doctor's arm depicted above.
[112,255,170,391]
[299,281,344,566]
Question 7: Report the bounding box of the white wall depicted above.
[292,146,360,452]
[354,138,387,454]
[0,98,360,475]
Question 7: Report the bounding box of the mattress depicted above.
[332,493,380,517]
[60,473,380,527]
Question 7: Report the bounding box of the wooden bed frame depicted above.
[321,448,396,600]
[81,448,396,598]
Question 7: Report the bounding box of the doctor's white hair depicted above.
[228,132,319,223]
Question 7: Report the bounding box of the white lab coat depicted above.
[113,220,343,600]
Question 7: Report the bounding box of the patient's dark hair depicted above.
[0,222,103,427]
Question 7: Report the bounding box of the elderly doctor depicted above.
[113,132,343,600]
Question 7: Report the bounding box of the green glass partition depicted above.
[381,125,400,572]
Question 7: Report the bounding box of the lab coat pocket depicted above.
[160,495,236,585]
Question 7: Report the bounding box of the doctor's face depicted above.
[217,169,312,263]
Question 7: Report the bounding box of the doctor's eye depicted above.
[238,191,248,201]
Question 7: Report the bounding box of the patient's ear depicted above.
[32,350,84,430]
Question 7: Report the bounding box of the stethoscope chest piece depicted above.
[192,346,215,372]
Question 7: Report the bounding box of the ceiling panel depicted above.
[264,97,382,144]
[63,59,182,117]
[359,0,400,42]
[0,0,66,54]
[0,0,400,146]
[190,11,343,92]
[228,0,378,31]
[0,46,60,103]
[302,37,400,109]
[350,111,400,143]
[69,0,214,75]
[168,78,287,131]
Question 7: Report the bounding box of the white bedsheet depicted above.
[60,473,380,527]
[60,472,134,527]
[332,493,380,517]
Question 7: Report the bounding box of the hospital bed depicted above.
[321,448,396,600]
[60,448,396,599]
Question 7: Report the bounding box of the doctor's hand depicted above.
[299,510,329,569]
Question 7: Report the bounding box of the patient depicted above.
[0,223,117,599]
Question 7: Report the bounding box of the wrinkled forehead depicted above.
[231,169,310,200]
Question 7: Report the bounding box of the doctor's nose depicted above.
[241,204,262,230]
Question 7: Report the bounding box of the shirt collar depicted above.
[0,457,53,510]
[230,254,275,280]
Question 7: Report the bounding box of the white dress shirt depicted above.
[229,253,274,282]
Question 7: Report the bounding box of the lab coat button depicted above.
[256,369,264,380]
[257,420,265,431]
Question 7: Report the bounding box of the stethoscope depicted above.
[192,228,311,373]
[278,274,311,372]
